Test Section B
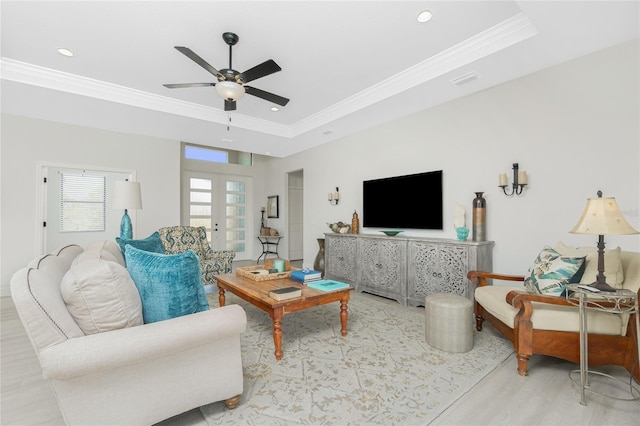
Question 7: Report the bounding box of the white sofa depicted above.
[10,242,247,425]
[470,245,639,383]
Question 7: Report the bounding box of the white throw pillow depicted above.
[61,256,143,335]
[73,240,125,267]
[555,241,624,288]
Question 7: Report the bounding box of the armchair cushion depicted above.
[555,241,624,287]
[523,246,586,296]
[475,285,627,335]
[115,231,164,261]
[125,245,209,323]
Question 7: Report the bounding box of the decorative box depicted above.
[236,259,298,281]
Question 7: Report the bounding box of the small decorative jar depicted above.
[455,227,469,241]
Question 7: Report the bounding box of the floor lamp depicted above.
[113,180,143,239]
[570,190,639,291]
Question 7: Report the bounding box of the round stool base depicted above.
[424,293,474,353]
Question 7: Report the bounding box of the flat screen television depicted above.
[363,170,443,230]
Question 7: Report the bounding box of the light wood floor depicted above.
[3,261,639,425]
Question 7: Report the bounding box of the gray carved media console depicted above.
[324,233,494,306]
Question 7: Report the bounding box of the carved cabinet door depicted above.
[407,241,468,305]
[324,234,358,283]
[357,237,407,304]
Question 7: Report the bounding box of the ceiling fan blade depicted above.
[174,46,224,79]
[225,99,237,111]
[245,86,290,107]
[241,59,281,83]
[163,83,216,89]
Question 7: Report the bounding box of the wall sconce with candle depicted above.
[328,187,340,205]
[499,163,527,196]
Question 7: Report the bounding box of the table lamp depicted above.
[113,180,142,239]
[570,190,638,291]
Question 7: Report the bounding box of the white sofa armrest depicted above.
[39,304,246,379]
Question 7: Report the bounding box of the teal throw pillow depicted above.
[124,245,210,323]
[524,246,586,296]
[116,231,164,260]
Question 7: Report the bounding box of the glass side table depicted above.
[565,285,640,405]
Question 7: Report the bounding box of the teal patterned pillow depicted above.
[124,245,210,323]
[524,246,586,296]
[116,231,164,258]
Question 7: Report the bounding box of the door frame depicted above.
[181,170,253,261]
[36,162,137,255]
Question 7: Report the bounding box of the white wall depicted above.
[1,117,180,296]
[2,39,638,296]
[271,39,640,276]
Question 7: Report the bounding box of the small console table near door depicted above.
[566,285,640,405]
[257,235,283,263]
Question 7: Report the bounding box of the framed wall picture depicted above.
[267,195,279,218]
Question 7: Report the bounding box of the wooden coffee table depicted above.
[215,273,353,360]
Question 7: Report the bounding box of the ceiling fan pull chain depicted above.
[227,113,231,131]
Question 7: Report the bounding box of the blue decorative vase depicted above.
[120,209,133,239]
[455,227,469,241]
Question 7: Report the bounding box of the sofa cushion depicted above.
[555,241,625,288]
[61,252,143,335]
[124,245,210,324]
[74,240,126,267]
[523,246,586,296]
[115,231,164,260]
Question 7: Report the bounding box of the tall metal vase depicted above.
[313,238,325,275]
[472,192,486,242]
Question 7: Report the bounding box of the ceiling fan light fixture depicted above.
[215,81,245,101]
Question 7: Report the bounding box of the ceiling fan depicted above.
[163,32,289,111]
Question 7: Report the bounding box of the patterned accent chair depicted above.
[158,226,235,286]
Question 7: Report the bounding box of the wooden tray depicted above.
[236,259,299,281]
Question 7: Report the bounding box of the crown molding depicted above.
[291,13,538,135]
[1,13,536,140]
[0,58,292,138]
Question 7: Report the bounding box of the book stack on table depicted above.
[268,287,302,301]
[289,269,322,284]
[307,280,350,291]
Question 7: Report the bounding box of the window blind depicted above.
[60,173,106,232]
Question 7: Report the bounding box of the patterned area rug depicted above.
[200,291,513,425]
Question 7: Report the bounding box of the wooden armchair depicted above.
[469,249,639,384]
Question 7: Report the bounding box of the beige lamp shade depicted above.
[570,195,638,235]
[113,181,143,210]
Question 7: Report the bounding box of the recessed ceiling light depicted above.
[270,106,279,112]
[417,10,433,23]
[57,48,74,57]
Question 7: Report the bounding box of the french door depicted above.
[183,171,252,260]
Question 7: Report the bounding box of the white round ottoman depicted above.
[424,293,474,353]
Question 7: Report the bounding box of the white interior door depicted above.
[288,170,304,260]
